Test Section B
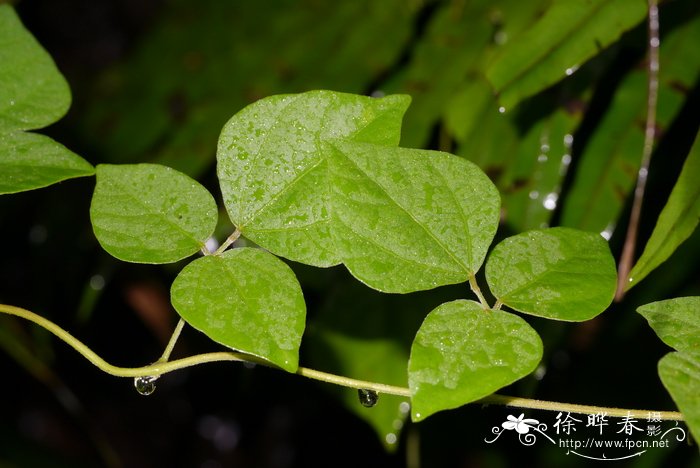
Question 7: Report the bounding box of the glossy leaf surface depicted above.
[408,300,542,421]
[486,228,617,321]
[628,134,700,289]
[90,164,217,264]
[637,297,700,355]
[171,248,305,372]
[0,5,93,194]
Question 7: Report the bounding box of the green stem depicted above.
[468,274,490,309]
[0,303,684,421]
[158,318,185,363]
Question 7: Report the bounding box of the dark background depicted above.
[1,0,699,467]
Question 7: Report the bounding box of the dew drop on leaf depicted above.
[134,376,158,396]
[358,388,379,407]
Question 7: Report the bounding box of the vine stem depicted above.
[468,274,490,309]
[615,0,660,300]
[158,318,185,363]
[0,303,684,421]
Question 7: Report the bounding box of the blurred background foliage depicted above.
[0,0,699,466]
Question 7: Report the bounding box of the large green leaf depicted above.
[0,5,93,194]
[486,0,646,110]
[561,12,700,234]
[90,164,217,264]
[628,133,700,289]
[217,90,410,268]
[330,142,500,293]
[170,248,306,372]
[637,297,700,355]
[408,300,542,422]
[217,90,500,293]
[485,227,617,321]
[658,352,700,449]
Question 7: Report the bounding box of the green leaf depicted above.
[0,131,94,194]
[408,300,542,422]
[304,279,457,450]
[0,5,94,194]
[217,90,410,267]
[0,5,71,130]
[330,142,500,293]
[658,352,700,449]
[217,90,500,293]
[637,297,700,355]
[485,227,617,321]
[628,133,700,289]
[486,0,646,110]
[90,164,217,264]
[170,248,306,372]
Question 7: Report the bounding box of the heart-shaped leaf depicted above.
[170,248,306,372]
[485,227,616,321]
[0,5,93,194]
[90,164,217,264]
[217,90,500,293]
[408,300,542,422]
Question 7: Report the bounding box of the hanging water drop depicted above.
[134,376,158,396]
[358,389,379,408]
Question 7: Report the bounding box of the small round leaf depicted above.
[90,164,217,264]
[485,227,616,321]
[408,300,542,422]
[171,248,306,372]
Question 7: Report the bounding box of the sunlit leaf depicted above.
[90,164,217,264]
[658,352,700,449]
[171,248,305,372]
[628,133,700,289]
[637,297,700,355]
[0,5,93,194]
[408,300,542,422]
[485,227,617,321]
[486,0,646,110]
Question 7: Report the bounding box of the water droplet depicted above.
[565,65,579,76]
[385,433,397,444]
[498,106,506,114]
[134,376,158,395]
[358,389,379,408]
